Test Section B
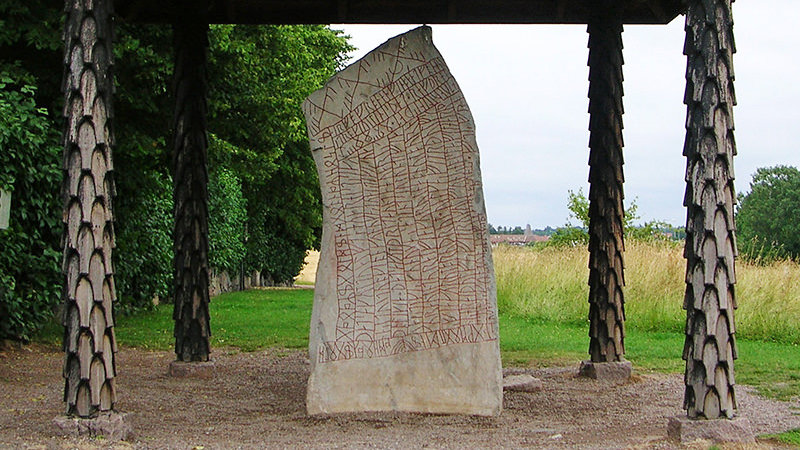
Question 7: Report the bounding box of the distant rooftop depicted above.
[490,234,550,246]
[116,0,685,25]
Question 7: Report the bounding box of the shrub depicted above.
[246,224,307,286]
[208,165,247,273]
[114,170,174,312]
[0,71,62,340]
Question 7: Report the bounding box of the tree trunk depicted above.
[172,16,212,362]
[61,0,119,417]
[681,0,739,420]
[586,3,627,363]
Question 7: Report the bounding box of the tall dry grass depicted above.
[494,241,800,344]
[736,258,800,343]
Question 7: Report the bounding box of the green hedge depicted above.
[0,71,62,340]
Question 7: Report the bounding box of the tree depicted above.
[566,188,641,231]
[736,165,800,260]
[105,23,177,311]
[0,2,351,339]
[114,171,174,312]
[208,163,247,274]
[0,0,65,340]
[555,188,673,245]
[207,24,351,284]
[0,72,62,340]
[567,188,591,229]
[550,188,642,247]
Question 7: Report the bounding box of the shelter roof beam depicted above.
[115,0,686,25]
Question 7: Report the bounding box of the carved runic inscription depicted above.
[304,26,497,365]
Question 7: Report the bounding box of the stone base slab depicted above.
[667,416,754,444]
[503,374,543,392]
[307,342,502,416]
[53,411,133,441]
[169,360,215,378]
[578,360,632,381]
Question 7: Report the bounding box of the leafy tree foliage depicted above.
[566,188,641,231]
[1,1,352,336]
[489,225,525,235]
[114,171,174,312]
[737,165,800,261]
[113,23,174,175]
[109,22,350,296]
[548,226,591,247]
[102,23,176,311]
[0,0,63,110]
[0,73,61,340]
[208,162,247,274]
[566,189,592,229]
[546,188,675,247]
[0,0,64,339]
[110,23,350,291]
[207,25,350,284]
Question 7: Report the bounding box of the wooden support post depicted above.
[681,0,739,420]
[171,15,212,362]
[585,2,627,364]
[61,0,119,417]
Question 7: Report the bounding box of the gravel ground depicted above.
[1,343,798,450]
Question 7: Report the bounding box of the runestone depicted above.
[303,26,502,415]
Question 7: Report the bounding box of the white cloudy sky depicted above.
[333,1,800,229]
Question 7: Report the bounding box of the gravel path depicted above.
[1,344,798,449]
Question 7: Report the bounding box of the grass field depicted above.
[65,290,796,402]
[109,289,314,352]
[763,429,800,446]
[494,241,800,344]
[35,241,800,404]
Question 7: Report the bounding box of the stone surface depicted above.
[503,374,543,392]
[53,411,133,441]
[578,360,632,381]
[168,360,215,378]
[303,26,501,416]
[667,416,754,444]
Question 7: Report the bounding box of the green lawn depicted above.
[763,429,800,446]
[114,288,314,351]
[36,288,800,402]
[502,313,800,401]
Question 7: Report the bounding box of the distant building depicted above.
[489,234,549,246]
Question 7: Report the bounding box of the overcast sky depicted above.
[333,1,800,229]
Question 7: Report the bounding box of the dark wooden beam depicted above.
[115,0,685,25]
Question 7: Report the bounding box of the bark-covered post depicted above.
[680,0,739,420]
[61,0,118,417]
[668,0,753,444]
[579,1,630,380]
[171,15,212,364]
[58,0,131,437]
